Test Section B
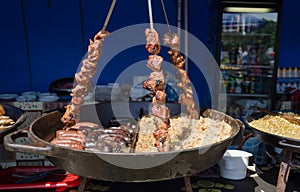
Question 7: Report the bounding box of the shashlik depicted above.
[61,31,110,127]
[143,28,172,152]
[163,32,199,119]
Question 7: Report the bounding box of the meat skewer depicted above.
[61,0,117,127]
[144,28,172,152]
[163,32,199,119]
[55,30,109,150]
[140,0,172,152]
[52,0,117,154]
[61,31,110,127]
[160,0,198,119]
[160,0,197,191]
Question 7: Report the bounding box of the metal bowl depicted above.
[4,103,240,182]
[0,103,26,143]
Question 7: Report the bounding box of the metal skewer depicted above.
[184,0,188,72]
[160,0,171,34]
[177,0,182,44]
[147,0,154,30]
[101,0,117,33]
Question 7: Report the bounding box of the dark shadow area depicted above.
[72,165,299,192]
[257,165,300,192]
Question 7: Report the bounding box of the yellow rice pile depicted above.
[249,114,300,140]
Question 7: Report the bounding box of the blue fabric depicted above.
[0,0,296,108]
[0,0,31,93]
[278,0,300,68]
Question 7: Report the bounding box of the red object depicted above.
[291,90,300,111]
[0,166,80,191]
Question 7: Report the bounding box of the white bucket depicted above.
[218,150,252,180]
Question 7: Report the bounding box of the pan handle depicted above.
[278,140,300,151]
[4,128,54,156]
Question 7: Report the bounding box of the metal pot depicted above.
[245,112,300,192]
[0,103,26,143]
[245,112,300,153]
[4,104,240,182]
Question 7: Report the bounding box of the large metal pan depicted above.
[245,112,300,192]
[245,112,300,153]
[4,104,240,182]
[0,103,26,143]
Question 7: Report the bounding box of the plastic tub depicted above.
[218,150,252,180]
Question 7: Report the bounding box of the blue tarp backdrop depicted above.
[0,0,299,108]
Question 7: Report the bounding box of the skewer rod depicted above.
[101,0,117,33]
[148,0,154,30]
[160,0,171,34]
[177,0,182,41]
[184,0,188,72]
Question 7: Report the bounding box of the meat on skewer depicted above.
[53,1,119,151]
[61,31,110,127]
[163,32,179,49]
[55,31,110,149]
[163,32,199,119]
[150,103,170,121]
[154,90,167,104]
[146,55,164,72]
[143,28,172,152]
[142,77,164,93]
[145,28,161,55]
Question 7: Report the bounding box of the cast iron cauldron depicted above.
[4,103,240,182]
[245,111,300,192]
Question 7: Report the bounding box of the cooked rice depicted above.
[249,113,300,140]
[135,116,233,152]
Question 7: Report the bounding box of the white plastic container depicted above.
[218,150,252,180]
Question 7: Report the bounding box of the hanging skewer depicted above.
[161,0,198,119]
[144,0,172,152]
[61,0,117,127]
[160,2,197,189]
